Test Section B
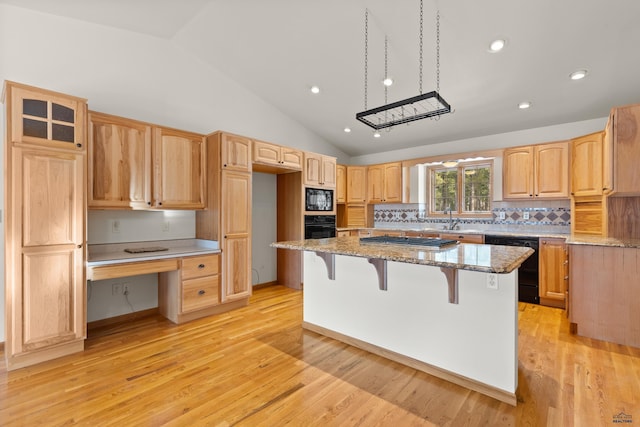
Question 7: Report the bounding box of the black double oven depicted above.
[304,187,336,239]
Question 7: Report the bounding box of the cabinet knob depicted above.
[158,202,162,206]
[77,244,83,248]
[564,276,569,280]
[198,290,206,295]
[198,264,205,269]
[529,194,533,197]
[147,201,151,205]
[76,143,82,148]
[223,164,227,167]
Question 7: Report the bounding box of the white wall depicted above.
[251,173,277,285]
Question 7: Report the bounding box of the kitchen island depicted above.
[272,236,533,405]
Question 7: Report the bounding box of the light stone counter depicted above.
[272,236,533,274]
[566,234,640,248]
[88,239,220,266]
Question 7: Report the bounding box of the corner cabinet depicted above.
[367,162,402,203]
[304,152,336,188]
[539,238,568,309]
[503,142,569,199]
[607,103,640,196]
[3,81,87,370]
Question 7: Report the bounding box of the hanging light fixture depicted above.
[356,0,451,130]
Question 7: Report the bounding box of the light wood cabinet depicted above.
[571,196,608,236]
[253,140,302,171]
[539,238,568,309]
[367,162,402,203]
[346,166,367,203]
[159,254,220,323]
[221,170,252,301]
[221,133,252,172]
[503,142,569,199]
[88,111,152,209]
[571,131,605,197]
[336,164,346,203]
[88,112,205,209]
[606,103,640,196]
[4,82,87,370]
[153,127,206,209]
[345,205,367,228]
[304,152,336,188]
[439,233,484,244]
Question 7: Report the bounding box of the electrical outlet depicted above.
[486,273,498,290]
[123,284,129,295]
[498,211,506,220]
[111,220,120,233]
[523,211,530,220]
[162,221,170,232]
[112,283,123,295]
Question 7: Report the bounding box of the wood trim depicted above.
[5,340,84,371]
[302,321,517,406]
[87,308,159,331]
[0,342,4,352]
[173,298,248,324]
[87,258,179,281]
[252,280,279,290]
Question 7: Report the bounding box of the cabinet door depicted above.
[6,82,86,152]
[321,156,336,188]
[221,171,252,301]
[383,162,402,202]
[253,140,280,166]
[347,166,367,203]
[539,238,567,308]
[153,127,206,209]
[336,165,347,203]
[367,165,384,203]
[9,149,85,356]
[611,104,640,195]
[88,112,152,209]
[503,147,533,199]
[304,152,322,186]
[221,133,251,172]
[535,142,569,198]
[280,147,303,170]
[571,132,603,197]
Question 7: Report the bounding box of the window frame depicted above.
[428,159,493,217]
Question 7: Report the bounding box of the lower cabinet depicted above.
[539,238,568,308]
[439,233,484,244]
[159,254,220,323]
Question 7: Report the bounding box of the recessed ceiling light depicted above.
[373,131,381,138]
[518,101,532,109]
[382,77,394,86]
[310,86,320,94]
[344,127,351,133]
[488,39,506,53]
[570,69,588,80]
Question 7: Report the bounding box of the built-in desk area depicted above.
[87,239,233,324]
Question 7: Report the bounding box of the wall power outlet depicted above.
[486,273,499,290]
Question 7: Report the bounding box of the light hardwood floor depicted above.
[1,285,639,426]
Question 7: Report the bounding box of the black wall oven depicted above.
[305,187,333,212]
[304,215,336,239]
[484,235,540,304]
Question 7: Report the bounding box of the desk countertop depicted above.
[87,239,220,267]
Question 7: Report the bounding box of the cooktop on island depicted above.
[359,235,458,249]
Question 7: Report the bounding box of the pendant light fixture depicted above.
[356,0,451,130]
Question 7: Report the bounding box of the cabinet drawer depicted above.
[181,254,219,280]
[439,233,484,244]
[182,276,219,313]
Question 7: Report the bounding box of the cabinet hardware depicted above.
[198,290,205,295]
[223,164,227,167]
[198,264,205,269]
[564,276,569,280]
[158,202,162,206]
[147,201,151,205]
[76,143,82,148]
[77,244,82,248]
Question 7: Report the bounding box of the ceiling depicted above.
[3,0,640,157]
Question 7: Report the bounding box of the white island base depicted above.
[302,251,519,406]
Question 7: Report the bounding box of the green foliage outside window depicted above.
[430,162,492,214]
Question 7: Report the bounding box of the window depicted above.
[429,160,492,215]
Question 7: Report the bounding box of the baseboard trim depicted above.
[88,308,159,331]
[0,341,4,352]
[303,321,517,406]
[252,281,278,290]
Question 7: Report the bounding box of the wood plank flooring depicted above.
[1,285,639,426]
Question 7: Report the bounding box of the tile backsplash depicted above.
[373,200,571,234]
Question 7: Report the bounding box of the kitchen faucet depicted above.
[446,207,459,230]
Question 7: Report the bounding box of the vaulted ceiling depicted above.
[3,0,640,156]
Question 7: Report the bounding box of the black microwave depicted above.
[305,187,333,211]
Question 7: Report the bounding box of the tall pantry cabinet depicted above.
[3,81,87,370]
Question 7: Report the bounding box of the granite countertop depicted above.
[271,236,534,274]
[337,227,570,239]
[566,235,640,248]
[88,239,220,267]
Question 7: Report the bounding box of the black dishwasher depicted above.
[484,235,539,304]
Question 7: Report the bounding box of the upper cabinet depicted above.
[153,127,206,209]
[346,166,367,203]
[336,164,346,203]
[607,103,640,196]
[304,152,336,188]
[88,112,152,209]
[571,131,605,197]
[6,81,86,152]
[221,133,252,172]
[88,111,205,209]
[503,142,569,199]
[253,140,302,172]
[367,162,402,203]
